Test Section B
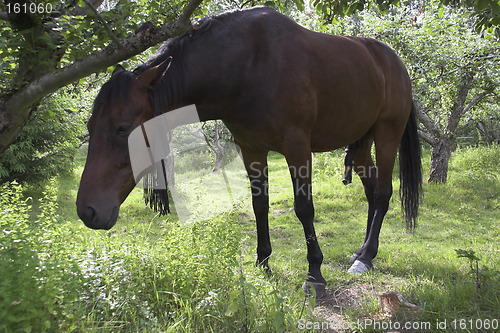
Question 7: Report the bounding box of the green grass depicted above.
[0,145,498,332]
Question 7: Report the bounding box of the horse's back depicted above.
[235,9,410,149]
[204,7,412,151]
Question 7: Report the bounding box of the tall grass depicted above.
[0,180,314,332]
[0,145,498,332]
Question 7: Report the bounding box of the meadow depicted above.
[0,145,498,332]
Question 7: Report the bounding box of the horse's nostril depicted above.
[86,206,96,221]
[78,205,96,225]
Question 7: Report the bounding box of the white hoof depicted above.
[348,260,370,274]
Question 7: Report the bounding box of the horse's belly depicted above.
[310,107,378,152]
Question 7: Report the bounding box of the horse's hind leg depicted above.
[348,138,376,265]
[348,136,399,274]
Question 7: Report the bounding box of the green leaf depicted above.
[476,0,490,11]
[224,300,238,316]
[455,249,481,261]
[438,7,445,18]
[264,1,276,8]
[272,311,285,331]
[345,3,358,16]
[292,0,305,11]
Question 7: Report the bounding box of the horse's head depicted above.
[76,58,171,230]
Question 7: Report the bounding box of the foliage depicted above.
[0,178,316,331]
[0,0,205,154]
[450,144,499,182]
[224,264,311,332]
[456,249,482,291]
[308,0,500,36]
[2,146,498,330]
[0,0,190,90]
[231,0,500,36]
[0,90,89,184]
[316,0,499,182]
[0,181,80,332]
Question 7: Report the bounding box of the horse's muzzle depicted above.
[77,204,119,230]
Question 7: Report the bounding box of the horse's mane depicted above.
[93,7,260,115]
[137,7,241,70]
[91,14,224,115]
[133,8,253,114]
[92,70,137,114]
[125,12,240,215]
[132,14,228,114]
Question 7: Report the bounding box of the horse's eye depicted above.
[116,125,131,135]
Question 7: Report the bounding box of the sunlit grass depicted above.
[1,145,498,331]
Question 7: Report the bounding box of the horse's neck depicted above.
[180,39,242,122]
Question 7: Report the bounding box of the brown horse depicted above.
[77,6,422,297]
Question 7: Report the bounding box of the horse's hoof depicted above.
[347,260,370,274]
[348,253,359,265]
[256,260,272,277]
[302,281,326,299]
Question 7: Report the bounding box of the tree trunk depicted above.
[429,137,454,183]
[165,131,175,186]
[212,121,225,173]
[212,146,225,173]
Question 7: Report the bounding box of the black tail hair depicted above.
[143,160,170,215]
[399,102,423,230]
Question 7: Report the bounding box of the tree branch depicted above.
[68,0,105,16]
[457,88,495,132]
[178,0,205,24]
[462,88,494,115]
[414,101,440,138]
[418,129,437,145]
[0,0,205,153]
[82,0,124,50]
[446,70,474,134]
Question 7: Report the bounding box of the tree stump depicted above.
[379,291,418,317]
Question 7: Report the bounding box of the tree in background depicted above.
[348,1,500,183]
[0,0,204,154]
[0,90,89,183]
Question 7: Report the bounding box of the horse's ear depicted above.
[112,64,126,76]
[136,56,172,88]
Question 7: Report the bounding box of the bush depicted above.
[0,181,314,331]
[0,181,82,332]
[0,91,88,184]
[450,145,499,190]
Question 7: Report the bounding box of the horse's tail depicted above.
[399,101,422,230]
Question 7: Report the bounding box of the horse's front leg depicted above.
[241,149,272,272]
